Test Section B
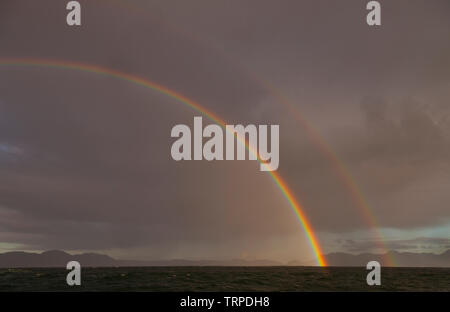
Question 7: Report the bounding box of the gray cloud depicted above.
[0,0,449,261]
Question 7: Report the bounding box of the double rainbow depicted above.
[0,58,327,266]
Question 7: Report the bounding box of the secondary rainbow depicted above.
[100,0,393,265]
[262,84,396,266]
[0,58,327,266]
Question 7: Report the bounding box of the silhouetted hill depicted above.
[0,250,116,268]
[0,250,281,268]
[320,250,450,267]
[118,259,283,267]
[0,250,448,268]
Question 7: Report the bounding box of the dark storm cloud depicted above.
[0,0,300,256]
[140,0,450,232]
[0,0,449,259]
[319,96,450,229]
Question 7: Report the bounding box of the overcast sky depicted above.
[0,0,449,263]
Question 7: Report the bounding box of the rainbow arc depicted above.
[0,58,327,266]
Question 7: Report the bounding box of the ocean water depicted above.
[0,267,448,292]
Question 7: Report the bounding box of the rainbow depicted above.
[262,85,396,266]
[83,0,394,265]
[0,58,327,266]
[106,6,395,265]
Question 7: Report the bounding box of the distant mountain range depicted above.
[0,250,282,268]
[0,249,448,268]
[323,250,450,267]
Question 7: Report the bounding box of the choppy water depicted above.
[0,267,448,291]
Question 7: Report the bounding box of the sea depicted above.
[0,266,448,291]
